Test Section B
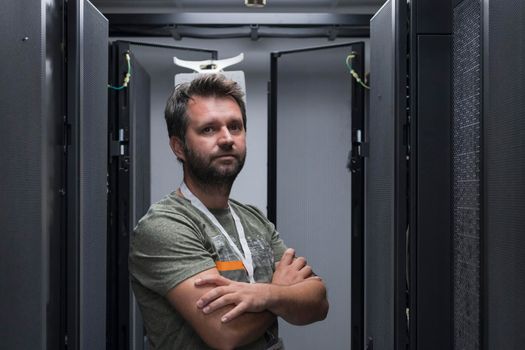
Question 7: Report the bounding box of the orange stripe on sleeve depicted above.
[215,260,245,271]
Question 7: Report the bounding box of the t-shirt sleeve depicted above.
[128,210,216,296]
[269,226,287,263]
[244,204,288,263]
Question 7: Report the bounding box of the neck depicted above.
[182,176,232,209]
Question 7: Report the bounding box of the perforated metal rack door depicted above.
[366,0,409,349]
[452,0,482,348]
[367,3,396,347]
[66,1,109,348]
[484,0,525,348]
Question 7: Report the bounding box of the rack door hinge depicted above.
[348,129,368,172]
[110,128,128,157]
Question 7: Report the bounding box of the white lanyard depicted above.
[180,183,255,283]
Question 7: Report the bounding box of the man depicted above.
[129,74,328,350]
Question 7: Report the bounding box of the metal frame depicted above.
[268,54,278,223]
[105,13,372,38]
[409,3,418,349]
[392,1,410,348]
[66,0,83,347]
[347,42,366,350]
[107,41,132,350]
[113,40,218,59]
[481,0,488,348]
[107,12,372,26]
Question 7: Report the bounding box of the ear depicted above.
[169,136,186,162]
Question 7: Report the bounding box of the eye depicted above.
[229,122,243,133]
[201,126,215,134]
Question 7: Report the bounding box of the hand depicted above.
[272,248,317,285]
[194,275,271,323]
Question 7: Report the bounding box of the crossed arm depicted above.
[165,248,329,350]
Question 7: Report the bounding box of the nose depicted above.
[217,127,234,147]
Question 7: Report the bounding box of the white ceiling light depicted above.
[245,0,266,7]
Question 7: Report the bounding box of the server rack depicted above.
[366,0,525,349]
[1,1,109,349]
[366,0,453,348]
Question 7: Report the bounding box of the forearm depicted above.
[168,268,276,350]
[267,278,329,325]
[211,308,276,349]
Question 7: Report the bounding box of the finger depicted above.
[299,265,313,278]
[292,256,307,270]
[196,286,230,308]
[202,294,238,314]
[307,276,322,281]
[221,302,249,323]
[278,248,295,266]
[195,275,230,287]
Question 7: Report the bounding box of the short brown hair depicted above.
[164,74,247,142]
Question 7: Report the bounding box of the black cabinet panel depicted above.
[416,34,452,350]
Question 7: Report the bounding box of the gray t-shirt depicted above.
[129,191,287,349]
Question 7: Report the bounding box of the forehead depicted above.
[186,95,242,124]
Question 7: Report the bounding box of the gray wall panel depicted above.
[366,2,395,349]
[275,46,353,349]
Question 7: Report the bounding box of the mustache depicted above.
[212,151,241,160]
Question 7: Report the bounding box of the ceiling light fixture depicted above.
[245,0,266,8]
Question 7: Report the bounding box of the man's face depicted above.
[178,95,246,186]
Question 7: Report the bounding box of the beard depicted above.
[183,144,246,190]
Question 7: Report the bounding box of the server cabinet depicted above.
[0,1,64,348]
[367,1,453,349]
[1,0,109,349]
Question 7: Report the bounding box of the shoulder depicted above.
[132,192,207,247]
[229,199,270,222]
[228,199,277,235]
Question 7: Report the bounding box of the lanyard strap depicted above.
[180,183,255,283]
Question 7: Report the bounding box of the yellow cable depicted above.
[346,53,370,90]
[108,52,131,90]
